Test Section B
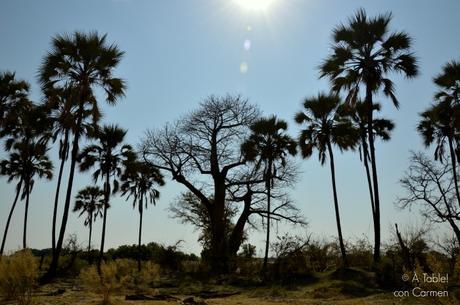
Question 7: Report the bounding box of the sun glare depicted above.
[235,0,276,11]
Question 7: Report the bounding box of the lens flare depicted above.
[244,39,251,51]
[240,62,248,74]
[235,0,275,11]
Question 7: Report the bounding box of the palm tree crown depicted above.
[121,160,165,212]
[242,115,297,179]
[319,8,418,106]
[73,186,104,227]
[295,93,356,163]
[433,60,460,105]
[79,124,133,189]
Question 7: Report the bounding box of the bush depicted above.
[0,250,38,305]
[80,261,128,305]
[80,259,161,303]
[271,234,312,281]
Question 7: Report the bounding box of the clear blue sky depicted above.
[0,0,459,255]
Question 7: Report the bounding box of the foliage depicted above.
[239,243,256,259]
[0,250,38,305]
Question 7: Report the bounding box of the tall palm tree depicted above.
[241,115,297,273]
[1,96,53,254]
[79,124,132,270]
[0,71,30,134]
[295,93,356,266]
[418,100,460,206]
[418,60,460,206]
[73,186,104,253]
[340,102,394,223]
[121,158,164,271]
[39,31,126,278]
[43,87,77,254]
[1,140,53,251]
[319,9,418,262]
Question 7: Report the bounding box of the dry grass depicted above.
[0,250,38,305]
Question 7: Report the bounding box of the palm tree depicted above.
[39,31,126,278]
[418,100,460,206]
[73,186,104,253]
[241,115,297,273]
[43,87,78,254]
[0,71,30,134]
[121,158,164,271]
[295,93,356,266]
[319,9,418,262]
[340,102,394,224]
[79,124,132,270]
[1,140,53,251]
[418,61,460,206]
[1,95,53,254]
[433,61,460,105]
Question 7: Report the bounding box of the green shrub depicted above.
[0,250,38,305]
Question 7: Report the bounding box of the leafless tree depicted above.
[141,95,304,270]
[397,152,460,245]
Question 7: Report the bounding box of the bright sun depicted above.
[235,0,276,11]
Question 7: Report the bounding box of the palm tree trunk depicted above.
[138,196,143,272]
[361,132,375,215]
[88,214,93,253]
[23,180,30,249]
[98,172,110,273]
[366,85,381,264]
[448,137,460,207]
[1,179,23,256]
[52,130,69,253]
[45,110,83,281]
[327,141,348,267]
[263,160,273,274]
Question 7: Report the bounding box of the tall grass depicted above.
[0,250,38,305]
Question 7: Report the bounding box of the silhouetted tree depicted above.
[341,102,394,227]
[142,96,261,271]
[320,9,418,262]
[43,87,79,254]
[1,96,53,254]
[73,186,104,253]
[241,115,297,273]
[295,93,356,266]
[0,71,30,135]
[397,152,460,245]
[39,31,126,279]
[418,61,460,206]
[79,124,132,271]
[121,158,165,271]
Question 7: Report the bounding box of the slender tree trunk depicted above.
[45,109,83,281]
[1,179,23,256]
[448,137,460,207]
[138,196,143,272]
[263,160,273,274]
[88,215,93,253]
[327,141,348,267]
[98,171,110,273]
[366,85,381,264]
[361,132,375,215]
[52,130,69,253]
[23,180,30,249]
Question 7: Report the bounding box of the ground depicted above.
[14,268,458,305]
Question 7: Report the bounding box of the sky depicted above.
[0,0,459,256]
